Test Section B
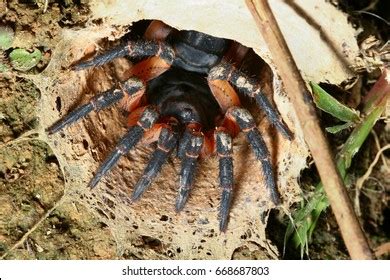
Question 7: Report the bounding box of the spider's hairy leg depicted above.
[144,20,174,41]
[46,77,145,134]
[73,40,175,70]
[227,107,281,205]
[177,123,202,159]
[131,126,178,201]
[88,106,159,189]
[208,62,292,140]
[175,132,204,212]
[215,129,234,232]
[47,89,123,134]
[177,128,192,159]
[208,78,241,113]
[205,76,240,231]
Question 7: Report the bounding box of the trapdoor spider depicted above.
[47,21,292,231]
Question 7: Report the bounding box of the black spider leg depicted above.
[177,128,192,159]
[46,77,145,134]
[208,61,292,140]
[131,127,178,201]
[88,106,159,189]
[175,133,204,212]
[215,130,234,232]
[73,40,175,70]
[228,107,281,205]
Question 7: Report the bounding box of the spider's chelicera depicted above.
[47,21,292,231]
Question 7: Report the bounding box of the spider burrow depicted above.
[47,20,293,231]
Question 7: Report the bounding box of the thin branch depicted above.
[372,130,389,171]
[245,0,373,259]
[1,196,67,259]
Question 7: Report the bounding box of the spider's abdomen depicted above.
[170,30,230,74]
[146,68,221,129]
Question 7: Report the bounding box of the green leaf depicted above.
[325,122,354,134]
[9,48,42,71]
[286,74,389,257]
[287,107,384,254]
[310,81,360,123]
[338,106,384,170]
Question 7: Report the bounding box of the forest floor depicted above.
[0,0,388,259]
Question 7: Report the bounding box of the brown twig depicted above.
[245,0,373,259]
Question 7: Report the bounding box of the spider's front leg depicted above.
[48,40,175,134]
[46,77,143,134]
[208,61,292,140]
[72,40,175,71]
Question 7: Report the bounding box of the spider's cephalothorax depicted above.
[47,21,292,231]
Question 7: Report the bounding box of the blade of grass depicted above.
[337,106,385,171]
[287,106,384,255]
[326,122,354,134]
[310,81,360,123]
[286,71,389,257]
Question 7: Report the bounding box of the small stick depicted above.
[245,0,373,259]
